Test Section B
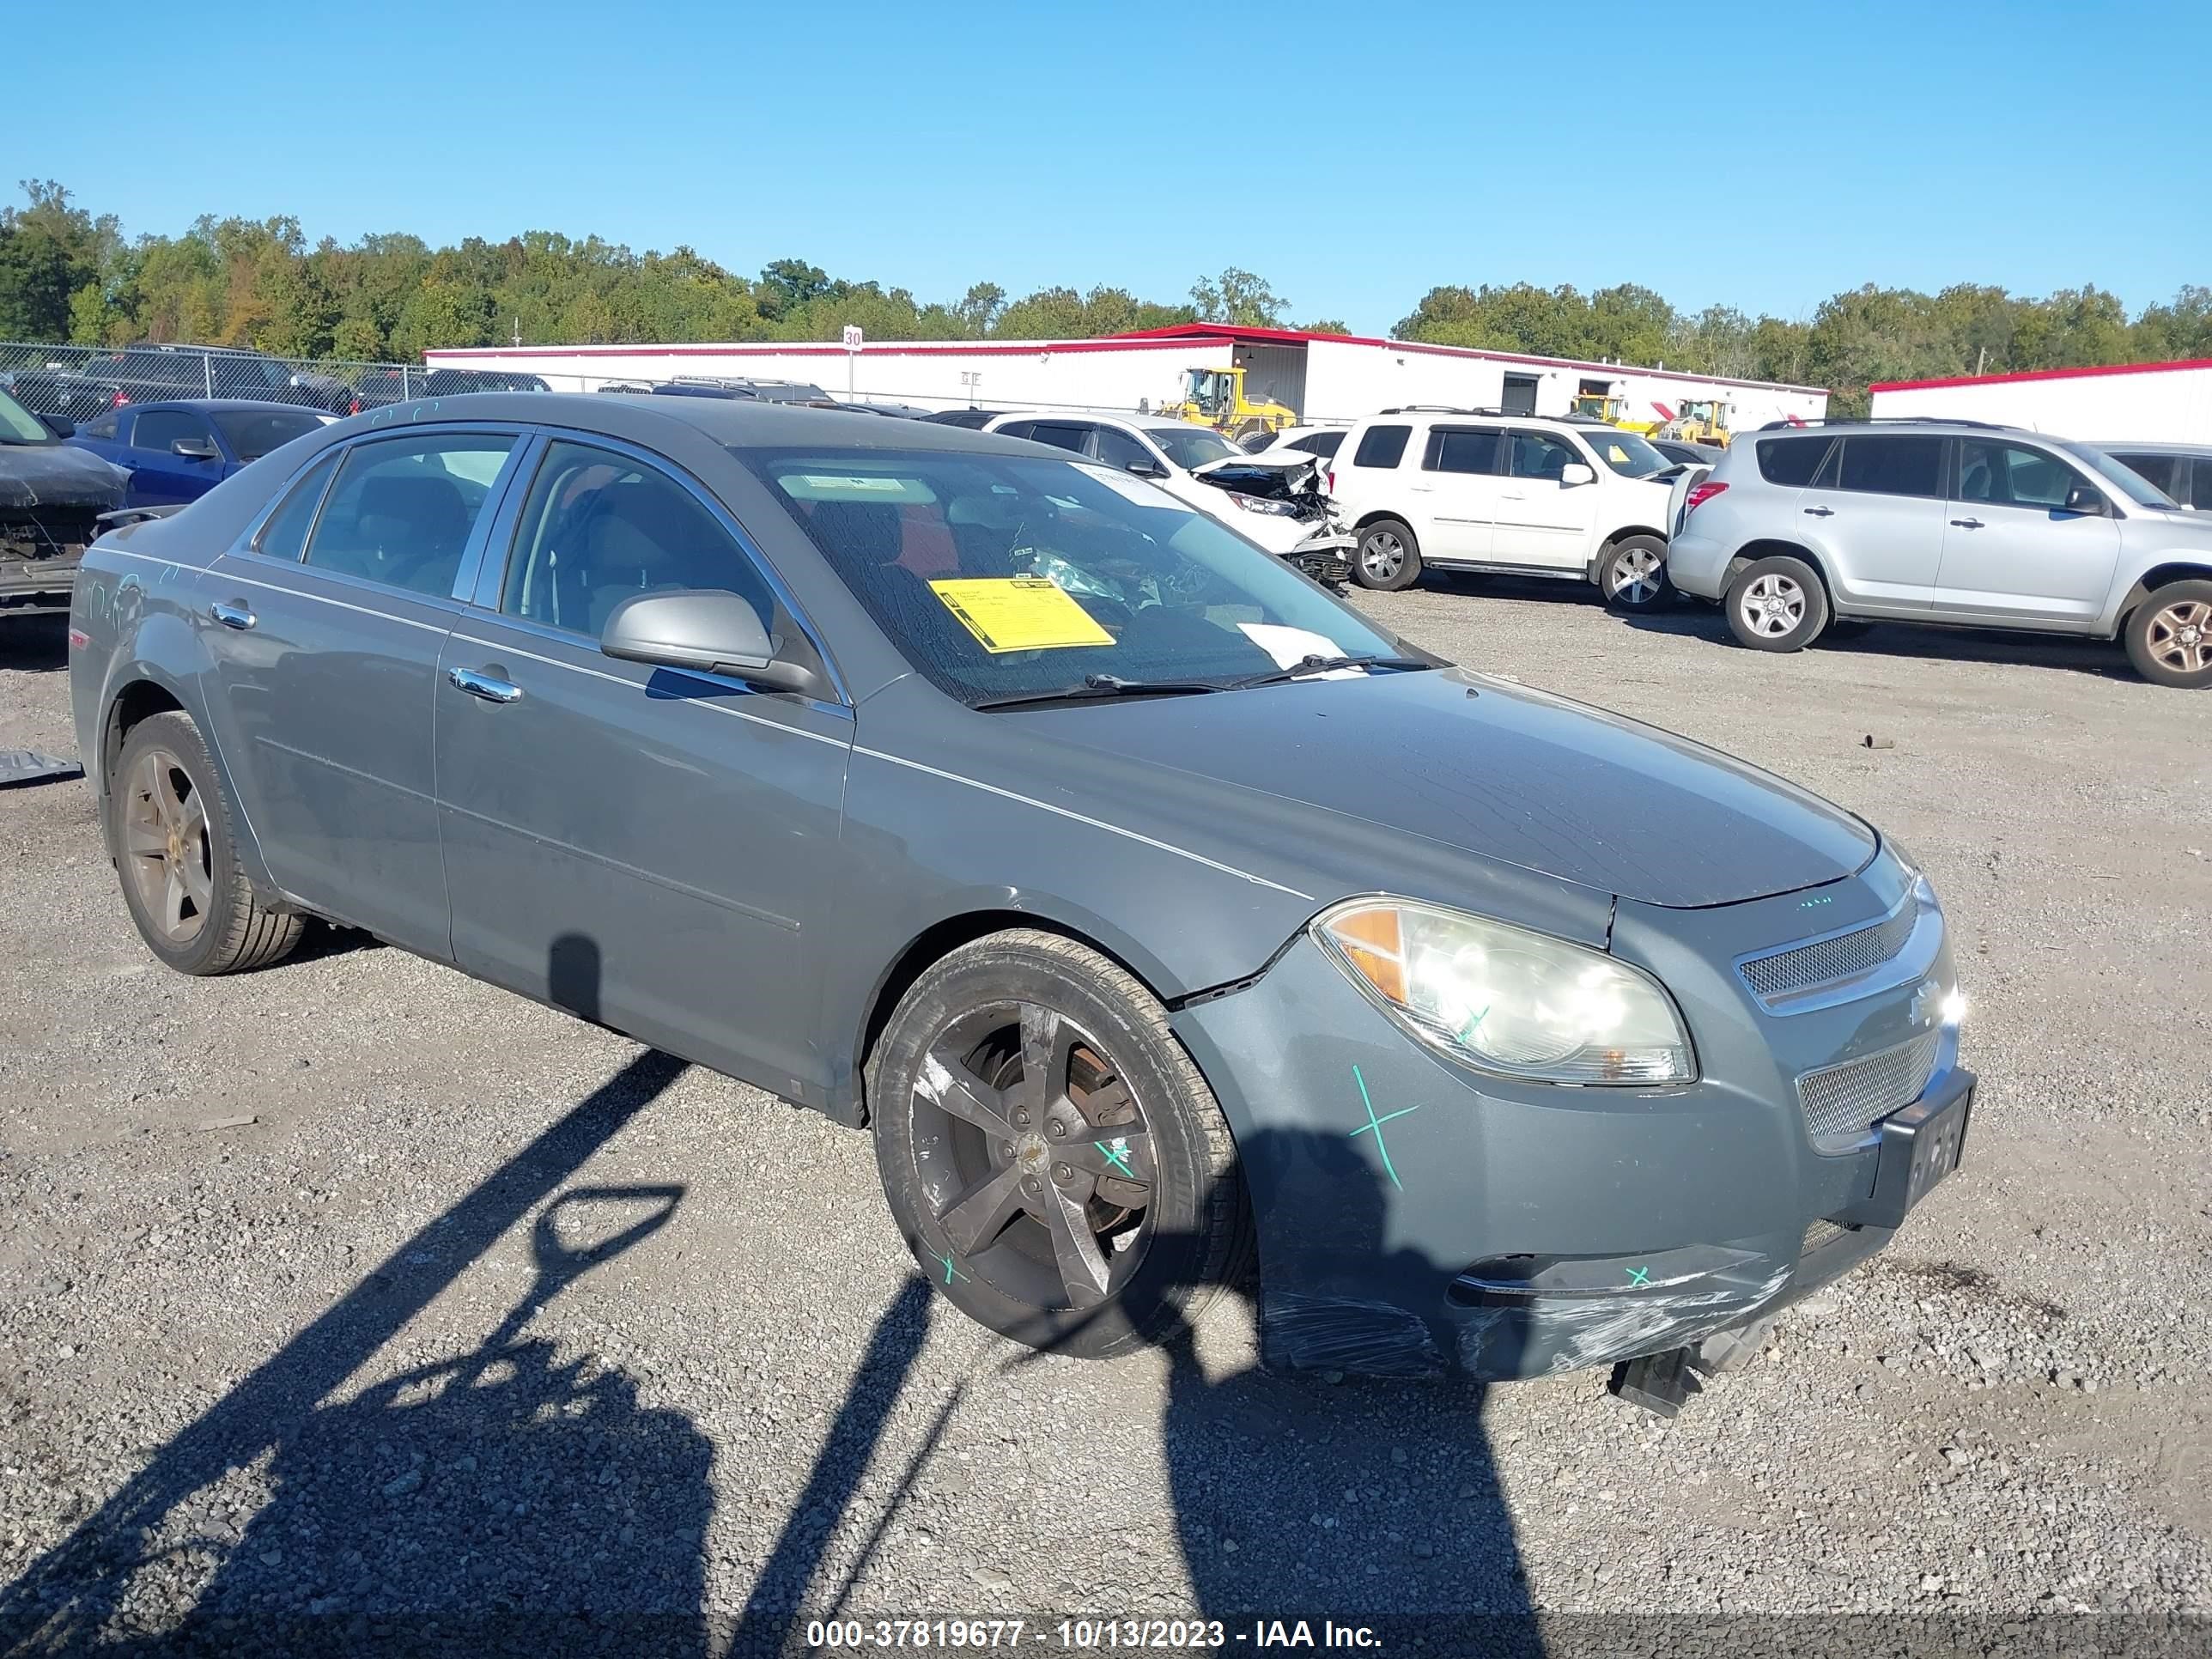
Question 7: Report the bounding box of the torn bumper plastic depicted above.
[1171,913,1967,1382]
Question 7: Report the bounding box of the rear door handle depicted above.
[1802,506,1834,518]
[447,665,522,705]
[210,599,256,630]
[1949,517,1984,529]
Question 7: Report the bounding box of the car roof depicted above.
[340,390,1053,456]
[112,398,331,415]
[987,408,1214,434]
[2089,439,2212,456]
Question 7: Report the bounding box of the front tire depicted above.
[1725,555,1829,652]
[1353,519,1422,592]
[869,930,1249,1358]
[108,710,304,975]
[1598,534,1671,612]
[2124,579,2212,688]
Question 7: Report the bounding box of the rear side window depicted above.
[253,452,340,561]
[79,412,120,441]
[1425,428,1503,475]
[1835,435,1942,499]
[2111,453,2179,499]
[1024,422,1091,453]
[304,434,516,596]
[1352,424,1411,469]
[1756,435,1832,487]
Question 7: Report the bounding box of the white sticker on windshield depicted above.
[1075,463,1182,509]
[1237,623,1363,678]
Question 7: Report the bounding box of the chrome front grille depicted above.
[1796,1029,1942,1154]
[1741,902,1919,1001]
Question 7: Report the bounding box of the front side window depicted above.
[1580,428,1669,477]
[1425,428,1503,476]
[1092,426,1155,472]
[1507,431,1580,481]
[254,452,341,561]
[741,446,1408,708]
[1956,441,2080,509]
[500,441,772,638]
[1757,435,1832,487]
[1352,423,1412,469]
[130,409,216,455]
[1145,426,1238,471]
[303,433,516,596]
[2194,467,2212,512]
[1293,431,1345,459]
[1835,435,1943,499]
[211,406,325,462]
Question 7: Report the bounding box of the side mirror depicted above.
[599,588,824,698]
[2063,483,2106,515]
[172,437,222,461]
[1126,458,1169,479]
[1559,462,1597,487]
[38,413,75,439]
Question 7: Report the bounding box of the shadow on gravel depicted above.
[0,929,702,1656]
[0,612,70,674]
[1613,600,2133,680]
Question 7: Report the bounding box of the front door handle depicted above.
[447,665,522,705]
[1802,505,1834,518]
[1950,517,1984,529]
[210,599,256,630]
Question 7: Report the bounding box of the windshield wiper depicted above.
[1226,653,1429,689]
[971,673,1228,712]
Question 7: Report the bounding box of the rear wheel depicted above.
[869,930,1249,1358]
[1724,555,1829,652]
[1353,519,1422,592]
[1597,534,1671,612]
[2124,579,2212,689]
[108,710,303,975]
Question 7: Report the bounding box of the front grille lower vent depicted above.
[1741,903,1919,1001]
[1796,1029,1942,1154]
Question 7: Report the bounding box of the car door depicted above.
[1496,428,1600,568]
[198,426,526,956]
[1793,434,1947,613]
[434,435,854,1100]
[125,407,227,506]
[1407,424,1504,562]
[1938,438,2121,626]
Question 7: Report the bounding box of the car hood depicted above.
[2,443,129,510]
[1000,667,1876,908]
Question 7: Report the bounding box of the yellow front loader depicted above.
[1162,367,1297,444]
[1658,397,1735,447]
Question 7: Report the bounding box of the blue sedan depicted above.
[65,398,331,507]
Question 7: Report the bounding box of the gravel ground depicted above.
[1,586,2208,1653]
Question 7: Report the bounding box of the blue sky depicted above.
[15,0,2207,334]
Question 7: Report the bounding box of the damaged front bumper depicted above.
[1170,867,1971,1382]
[0,545,83,616]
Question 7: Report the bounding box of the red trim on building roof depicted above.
[1869,357,2212,393]
[422,336,1222,363]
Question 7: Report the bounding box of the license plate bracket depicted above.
[1838,1070,1974,1231]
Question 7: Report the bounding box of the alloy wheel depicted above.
[1361,532,1406,582]
[1609,545,1664,605]
[1739,573,1806,638]
[908,1001,1152,1311]
[121,748,213,944]
[2146,599,2212,674]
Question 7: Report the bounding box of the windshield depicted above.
[212,406,325,461]
[2070,443,2181,509]
[1581,428,1670,478]
[1146,426,1237,471]
[738,446,1410,707]
[0,386,52,443]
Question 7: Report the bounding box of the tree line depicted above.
[4,180,2207,414]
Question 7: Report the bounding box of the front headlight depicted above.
[1229,492,1299,516]
[1314,899,1695,1085]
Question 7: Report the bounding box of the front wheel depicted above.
[1352,519,1422,591]
[1597,534,1671,612]
[2124,579,2212,688]
[869,930,1249,1358]
[1724,555,1829,652]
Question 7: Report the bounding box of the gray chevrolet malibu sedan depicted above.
[68,393,1973,1389]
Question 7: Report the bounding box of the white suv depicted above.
[1327,409,1680,605]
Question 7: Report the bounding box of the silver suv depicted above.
[1666,420,2212,689]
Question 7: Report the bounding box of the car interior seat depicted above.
[349,472,473,592]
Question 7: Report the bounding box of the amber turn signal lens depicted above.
[1322,905,1406,1004]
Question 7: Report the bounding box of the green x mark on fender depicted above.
[932,1249,964,1286]
[1347,1064,1423,1192]
[1626,1266,1651,1286]
[1095,1139,1135,1178]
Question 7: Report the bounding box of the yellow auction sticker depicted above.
[928,577,1115,653]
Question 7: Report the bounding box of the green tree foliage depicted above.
[8,185,2206,411]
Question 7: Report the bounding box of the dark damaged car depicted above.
[68,394,1974,1402]
[1,387,127,621]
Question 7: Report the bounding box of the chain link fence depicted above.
[0,341,531,422]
